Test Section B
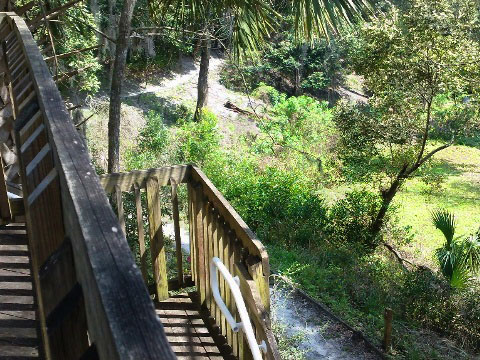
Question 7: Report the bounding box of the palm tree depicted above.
[432,209,480,288]
[148,0,372,121]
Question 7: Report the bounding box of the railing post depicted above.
[0,156,11,222]
[170,178,183,287]
[192,183,207,306]
[145,176,169,301]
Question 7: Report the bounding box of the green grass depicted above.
[395,145,480,264]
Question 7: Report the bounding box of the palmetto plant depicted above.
[432,209,480,288]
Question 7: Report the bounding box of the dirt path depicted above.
[122,54,260,143]
[271,285,382,360]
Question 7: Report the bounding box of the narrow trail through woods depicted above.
[122,54,260,143]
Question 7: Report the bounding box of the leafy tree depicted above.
[335,0,480,240]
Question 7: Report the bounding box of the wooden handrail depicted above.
[0,12,176,359]
[100,164,281,360]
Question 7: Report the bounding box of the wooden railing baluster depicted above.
[170,178,183,286]
[134,182,148,283]
[188,182,197,286]
[193,183,207,306]
[146,177,169,301]
[205,202,213,312]
[114,185,125,235]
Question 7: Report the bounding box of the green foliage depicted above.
[252,86,336,178]
[301,71,327,91]
[432,209,480,288]
[34,1,101,93]
[258,94,333,154]
[177,109,220,165]
[125,110,169,170]
[251,83,286,105]
[221,36,346,97]
[204,154,328,246]
[327,189,381,251]
[337,0,480,183]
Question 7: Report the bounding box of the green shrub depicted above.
[301,71,327,92]
[327,189,382,251]
[202,153,328,247]
[177,109,220,165]
[125,110,169,170]
[252,83,286,106]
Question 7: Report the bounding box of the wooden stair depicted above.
[0,224,40,359]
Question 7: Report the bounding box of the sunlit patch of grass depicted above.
[395,145,480,264]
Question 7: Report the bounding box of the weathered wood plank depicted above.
[146,177,169,301]
[187,183,197,286]
[170,179,183,287]
[100,165,191,193]
[114,185,126,235]
[193,184,207,307]
[205,203,213,313]
[133,183,148,283]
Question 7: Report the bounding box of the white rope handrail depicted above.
[210,257,267,359]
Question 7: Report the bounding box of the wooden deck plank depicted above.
[156,293,234,360]
[0,225,40,359]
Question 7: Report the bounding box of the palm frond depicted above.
[450,260,472,289]
[291,0,373,40]
[432,208,456,247]
[463,233,480,274]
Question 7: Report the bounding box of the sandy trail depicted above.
[122,54,260,142]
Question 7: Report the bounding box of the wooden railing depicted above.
[100,165,281,360]
[0,12,176,359]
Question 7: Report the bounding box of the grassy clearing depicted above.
[395,145,480,264]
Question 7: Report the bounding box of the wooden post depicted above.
[145,177,169,301]
[0,156,12,223]
[383,308,393,353]
[193,183,207,306]
[170,178,183,287]
[133,183,148,283]
[114,185,125,235]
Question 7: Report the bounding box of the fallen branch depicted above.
[75,112,95,128]
[45,45,100,62]
[382,242,417,270]
[224,100,255,116]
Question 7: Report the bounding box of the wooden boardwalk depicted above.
[0,225,231,360]
[156,294,233,360]
[0,225,40,360]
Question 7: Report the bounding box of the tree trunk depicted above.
[294,43,308,96]
[370,165,409,239]
[193,37,211,122]
[107,0,136,173]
